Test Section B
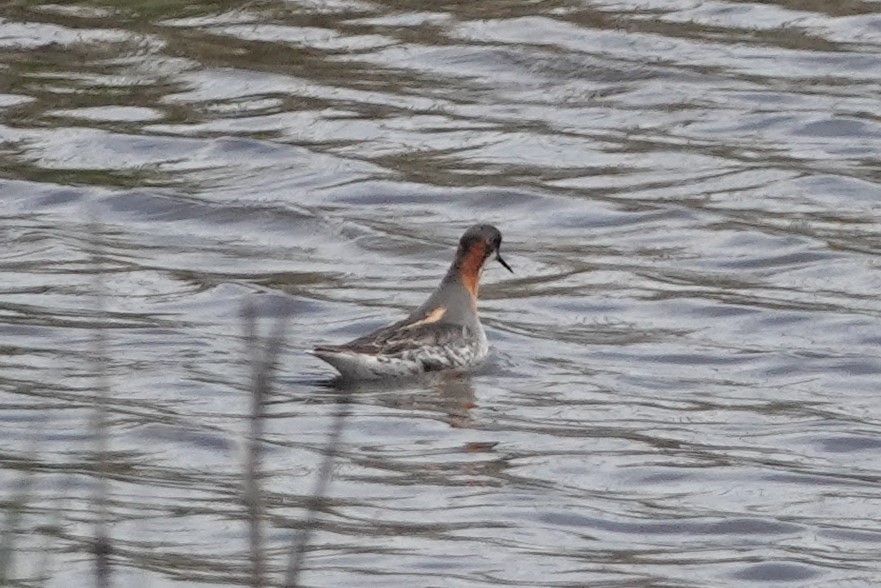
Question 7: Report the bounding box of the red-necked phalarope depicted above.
[312,224,513,380]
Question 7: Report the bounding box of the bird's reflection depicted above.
[321,370,480,430]
[424,371,477,430]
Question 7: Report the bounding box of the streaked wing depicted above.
[327,320,468,356]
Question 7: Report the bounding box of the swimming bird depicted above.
[312,224,513,380]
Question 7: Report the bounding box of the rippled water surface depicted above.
[2,0,881,586]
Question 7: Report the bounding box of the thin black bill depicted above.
[497,253,513,273]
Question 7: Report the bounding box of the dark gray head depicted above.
[455,224,513,274]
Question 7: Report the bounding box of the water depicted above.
[2,0,881,586]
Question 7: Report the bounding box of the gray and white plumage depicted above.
[312,224,511,381]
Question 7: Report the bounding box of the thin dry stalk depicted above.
[242,300,288,588]
[283,387,352,588]
[0,467,29,584]
[88,216,112,588]
[0,414,45,584]
[34,476,68,588]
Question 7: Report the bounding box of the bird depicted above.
[312,224,513,381]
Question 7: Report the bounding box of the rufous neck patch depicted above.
[459,242,487,301]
